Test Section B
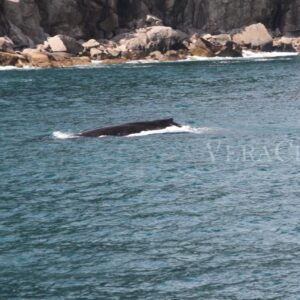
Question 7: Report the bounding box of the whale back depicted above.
[79,118,180,137]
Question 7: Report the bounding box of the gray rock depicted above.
[146,26,188,52]
[0,0,299,47]
[0,36,14,52]
[48,35,83,55]
[114,26,187,58]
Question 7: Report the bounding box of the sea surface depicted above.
[1,53,300,299]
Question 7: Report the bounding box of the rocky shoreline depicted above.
[0,17,299,69]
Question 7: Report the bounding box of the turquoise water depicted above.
[1,56,300,299]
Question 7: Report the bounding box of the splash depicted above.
[52,131,77,139]
[127,125,218,137]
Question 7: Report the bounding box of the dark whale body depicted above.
[78,118,181,137]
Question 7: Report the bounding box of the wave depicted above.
[0,65,40,71]
[0,66,20,71]
[52,125,217,139]
[242,50,298,58]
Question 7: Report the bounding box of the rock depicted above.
[207,34,232,46]
[69,56,91,66]
[90,48,102,59]
[0,51,25,66]
[161,50,180,61]
[82,39,100,49]
[49,52,75,61]
[7,22,35,49]
[292,38,300,52]
[113,26,188,60]
[148,50,164,60]
[106,48,121,58]
[159,50,182,61]
[215,41,242,57]
[43,41,50,51]
[0,36,14,52]
[0,0,299,45]
[188,35,214,57]
[48,35,84,55]
[114,31,147,53]
[146,26,188,53]
[145,15,163,26]
[99,13,119,37]
[232,23,273,49]
[22,49,51,68]
[273,37,296,52]
[51,56,91,68]
[3,0,46,45]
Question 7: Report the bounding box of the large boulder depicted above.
[47,35,84,55]
[232,23,273,49]
[146,26,188,52]
[115,26,187,58]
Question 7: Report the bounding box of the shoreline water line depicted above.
[0,50,298,71]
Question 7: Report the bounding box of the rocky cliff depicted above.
[0,0,299,48]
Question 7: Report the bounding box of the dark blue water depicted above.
[1,56,300,299]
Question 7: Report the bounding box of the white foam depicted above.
[127,125,217,137]
[242,50,298,58]
[103,50,298,66]
[0,66,19,71]
[0,65,40,71]
[52,131,77,139]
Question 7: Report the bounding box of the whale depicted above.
[77,118,181,137]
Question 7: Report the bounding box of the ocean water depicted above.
[1,54,300,299]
